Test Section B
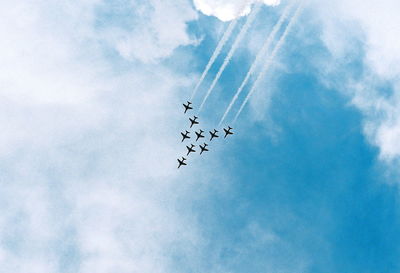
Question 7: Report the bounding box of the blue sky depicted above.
[1,0,400,272]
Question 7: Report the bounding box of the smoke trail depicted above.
[233,1,305,123]
[190,0,252,101]
[218,2,295,126]
[198,3,263,112]
[190,20,237,100]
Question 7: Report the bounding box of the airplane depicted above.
[223,126,234,138]
[195,129,205,141]
[209,129,219,141]
[189,116,199,128]
[186,144,196,156]
[177,157,187,169]
[180,130,190,142]
[199,143,209,155]
[183,101,193,114]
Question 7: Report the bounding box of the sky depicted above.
[0,0,400,272]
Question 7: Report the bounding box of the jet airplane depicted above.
[209,129,219,141]
[189,116,199,128]
[183,101,193,114]
[195,129,205,141]
[177,157,187,169]
[199,143,209,155]
[186,144,196,156]
[223,126,234,138]
[180,130,190,142]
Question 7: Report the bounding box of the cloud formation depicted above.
[314,0,400,166]
[98,0,198,63]
[193,0,281,21]
[0,0,207,272]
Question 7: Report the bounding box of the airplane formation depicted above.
[177,101,234,169]
[175,1,305,169]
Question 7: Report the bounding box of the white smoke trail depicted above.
[190,0,252,101]
[198,3,263,112]
[190,20,237,100]
[218,1,295,126]
[233,1,305,123]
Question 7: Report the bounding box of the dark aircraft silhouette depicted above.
[195,129,205,141]
[209,129,219,141]
[199,143,209,155]
[180,130,190,142]
[183,101,193,114]
[223,126,234,138]
[186,144,196,156]
[177,157,187,169]
[189,116,199,128]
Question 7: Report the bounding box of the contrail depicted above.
[218,2,296,126]
[233,1,305,124]
[190,0,251,101]
[198,3,263,112]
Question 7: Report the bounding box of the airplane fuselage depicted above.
[195,131,204,141]
[181,131,190,142]
[223,127,234,138]
[183,102,193,114]
[186,145,196,156]
[177,158,187,168]
[199,144,209,155]
[209,130,219,141]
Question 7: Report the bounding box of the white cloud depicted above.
[193,0,280,21]
[0,0,211,272]
[99,0,198,63]
[313,0,400,166]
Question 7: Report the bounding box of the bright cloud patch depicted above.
[0,0,205,272]
[315,0,400,168]
[98,0,198,63]
[193,0,280,21]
